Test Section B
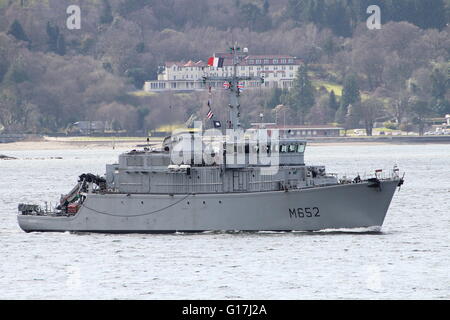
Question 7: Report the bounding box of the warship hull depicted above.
[18,179,399,233]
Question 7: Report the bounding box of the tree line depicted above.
[0,0,449,135]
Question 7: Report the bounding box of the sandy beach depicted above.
[0,136,400,153]
[0,136,161,152]
[2,135,448,152]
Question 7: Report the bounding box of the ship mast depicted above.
[203,43,264,130]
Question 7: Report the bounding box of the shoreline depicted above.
[0,139,144,151]
[1,135,449,151]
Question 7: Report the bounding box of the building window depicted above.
[249,60,254,64]
[288,59,294,64]
[289,66,294,70]
[256,59,261,64]
[273,59,278,64]
[281,59,286,64]
[264,59,269,64]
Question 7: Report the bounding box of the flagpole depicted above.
[203,43,264,131]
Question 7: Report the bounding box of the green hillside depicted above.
[0,0,449,135]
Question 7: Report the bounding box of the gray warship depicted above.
[18,45,404,233]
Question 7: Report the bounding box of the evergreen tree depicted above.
[125,68,147,89]
[56,34,66,56]
[263,0,269,15]
[410,97,431,136]
[46,22,59,53]
[429,63,450,115]
[100,0,114,25]
[336,74,361,125]
[265,88,283,109]
[430,64,449,101]
[325,1,352,37]
[334,104,347,125]
[240,2,271,31]
[414,0,446,30]
[7,20,29,42]
[340,74,361,111]
[311,0,325,26]
[328,90,339,111]
[288,64,316,124]
[45,22,66,55]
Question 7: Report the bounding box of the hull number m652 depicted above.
[289,207,320,218]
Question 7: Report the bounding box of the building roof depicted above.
[164,53,302,69]
[252,124,343,130]
[165,60,207,68]
[216,54,301,67]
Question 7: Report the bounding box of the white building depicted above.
[144,53,302,92]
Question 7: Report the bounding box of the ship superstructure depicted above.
[17,45,403,233]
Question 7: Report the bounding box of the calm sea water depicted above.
[0,143,449,299]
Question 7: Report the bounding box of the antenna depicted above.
[202,43,264,131]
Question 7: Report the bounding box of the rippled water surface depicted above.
[0,143,449,299]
